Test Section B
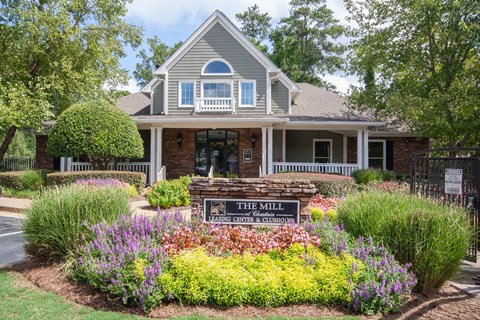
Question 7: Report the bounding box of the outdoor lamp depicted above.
[176,133,183,147]
[251,134,257,148]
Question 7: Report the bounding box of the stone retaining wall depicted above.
[188,178,316,218]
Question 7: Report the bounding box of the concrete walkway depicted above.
[450,259,480,298]
[0,197,32,214]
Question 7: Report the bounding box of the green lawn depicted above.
[0,270,144,320]
[0,270,360,320]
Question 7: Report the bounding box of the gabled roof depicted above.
[141,10,299,93]
[116,92,150,116]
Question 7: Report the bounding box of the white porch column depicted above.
[149,128,156,185]
[282,129,286,162]
[261,127,267,176]
[60,157,66,172]
[343,135,348,163]
[363,130,369,169]
[357,130,363,169]
[267,127,273,174]
[156,128,163,181]
[66,157,72,172]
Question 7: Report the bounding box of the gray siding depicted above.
[168,22,267,115]
[152,81,163,114]
[271,81,289,114]
[286,130,344,163]
[273,130,284,161]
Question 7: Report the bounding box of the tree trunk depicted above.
[0,126,18,163]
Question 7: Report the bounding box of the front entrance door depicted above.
[196,130,238,178]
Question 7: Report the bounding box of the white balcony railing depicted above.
[69,161,151,184]
[272,162,360,177]
[195,98,235,113]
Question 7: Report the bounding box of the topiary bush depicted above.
[47,100,143,170]
[147,176,192,208]
[351,169,396,185]
[23,184,130,260]
[46,170,146,193]
[338,191,473,294]
[263,172,356,197]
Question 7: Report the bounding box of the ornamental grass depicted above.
[338,191,472,294]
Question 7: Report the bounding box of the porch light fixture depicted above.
[251,134,257,148]
[176,133,183,147]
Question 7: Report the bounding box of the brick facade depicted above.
[188,177,316,219]
[347,136,429,174]
[35,135,54,170]
[164,128,262,179]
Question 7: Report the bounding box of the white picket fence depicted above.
[0,157,36,171]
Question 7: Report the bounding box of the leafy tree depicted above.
[346,0,480,148]
[47,101,144,170]
[270,0,346,88]
[235,4,272,43]
[133,36,183,87]
[0,0,142,162]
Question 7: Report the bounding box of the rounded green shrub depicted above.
[47,100,143,170]
[351,169,396,185]
[161,244,355,307]
[23,184,130,260]
[338,191,473,294]
[147,176,192,208]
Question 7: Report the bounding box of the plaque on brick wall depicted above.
[243,149,252,163]
[204,198,300,225]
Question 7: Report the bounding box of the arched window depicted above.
[201,59,233,75]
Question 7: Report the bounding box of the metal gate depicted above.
[411,148,480,262]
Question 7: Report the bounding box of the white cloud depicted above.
[116,78,141,93]
[127,0,291,28]
[322,74,360,95]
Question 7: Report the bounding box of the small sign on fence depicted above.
[445,168,463,195]
[204,198,300,225]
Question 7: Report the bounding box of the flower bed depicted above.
[76,210,416,314]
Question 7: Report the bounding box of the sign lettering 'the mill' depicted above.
[204,198,300,225]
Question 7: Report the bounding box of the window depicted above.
[179,81,195,107]
[368,140,386,169]
[239,81,256,107]
[201,59,233,75]
[202,82,232,98]
[313,139,332,163]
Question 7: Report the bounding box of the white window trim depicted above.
[238,80,256,108]
[178,80,196,108]
[368,139,386,170]
[200,79,234,99]
[313,139,333,163]
[201,58,234,76]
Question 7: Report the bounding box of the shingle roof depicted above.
[116,92,150,116]
[292,83,368,121]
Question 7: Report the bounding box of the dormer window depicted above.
[201,59,233,75]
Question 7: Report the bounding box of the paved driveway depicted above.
[0,214,27,266]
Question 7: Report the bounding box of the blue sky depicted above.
[119,0,359,94]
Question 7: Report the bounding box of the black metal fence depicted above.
[0,157,36,172]
[411,148,479,262]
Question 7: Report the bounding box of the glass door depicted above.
[208,141,226,177]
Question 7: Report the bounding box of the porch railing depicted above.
[195,98,235,113]
[0,157,36,171]
[69,162,151,184]
[272,162,359,176]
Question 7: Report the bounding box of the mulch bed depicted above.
[6,259,480,319]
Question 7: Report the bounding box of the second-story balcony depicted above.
[195,98,235,113]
